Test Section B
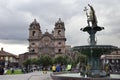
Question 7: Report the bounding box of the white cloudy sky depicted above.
[0,0,120,55]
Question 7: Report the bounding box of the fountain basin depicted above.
[51,72,120,80]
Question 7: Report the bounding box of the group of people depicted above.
[104,62,120,73]
[52,64,72,72]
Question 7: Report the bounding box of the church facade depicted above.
[28,18,67,56]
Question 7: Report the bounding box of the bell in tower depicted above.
[29,19,42,38]
[54,18,65,37]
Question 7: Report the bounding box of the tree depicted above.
[53,55,73,65]
[23,59,31,67]
[38,55,52,67]
[54,55,66,64]
[31,58,38,65]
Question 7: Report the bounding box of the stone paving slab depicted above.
[0,71,53,80]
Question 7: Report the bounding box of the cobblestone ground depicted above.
[0,71,53,80]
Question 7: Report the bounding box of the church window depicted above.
[58,42,61,45]
[31,49,35,52]
[32,31,36,36]
[31,43,35,45]
[32,49,35,52]
[58,30,61,35]
[33,26,35,29]
[58,49,61,53]
[58,24,61,28]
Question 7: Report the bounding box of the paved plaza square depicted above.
[0,71,53,80]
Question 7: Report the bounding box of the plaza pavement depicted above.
[0,71,53,80]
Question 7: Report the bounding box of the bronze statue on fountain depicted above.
[81,4,104,46]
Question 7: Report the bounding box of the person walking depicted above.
[0,66,4,75]
[52,64,56,72]
[56,65,61,72]
[66,64,72,71]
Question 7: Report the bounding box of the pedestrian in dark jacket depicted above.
[56,65,61,72]
[0,66,4,75]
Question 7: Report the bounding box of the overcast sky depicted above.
[0,0,120,55]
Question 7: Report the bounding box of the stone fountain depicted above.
[51,4,120,80]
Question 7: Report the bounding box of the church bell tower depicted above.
[28,19,42,53]
[54,18,66,54]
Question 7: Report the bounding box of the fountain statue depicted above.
[51,4,120,80]
[81,4,104,46]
